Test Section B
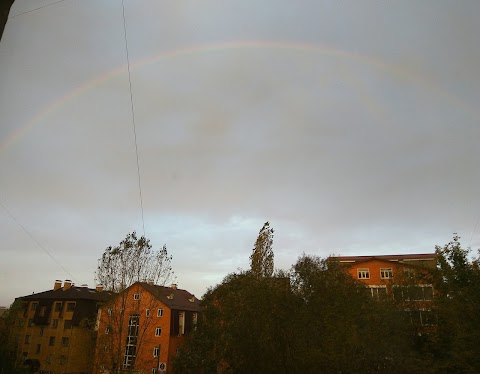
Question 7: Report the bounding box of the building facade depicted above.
[15,280,114,374]
[331,253,437,329]
[94,281,201,374]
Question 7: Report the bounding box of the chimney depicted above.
[171,283,177,290]
[96,285,104,292]
[54,280,62,290]
[63,280,72,290]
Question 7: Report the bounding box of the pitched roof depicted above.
[17,286,114,302]
[138,282,201,312]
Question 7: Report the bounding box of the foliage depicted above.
[429,235,480,372]
[250,221,274,278]
[0,300,26,373]
[95,231,174,292]
[175,271,296,373]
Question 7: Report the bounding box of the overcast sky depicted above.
[1,0,479,306]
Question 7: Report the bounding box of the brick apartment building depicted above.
[15,280,114,374]
[331,253,437,328]
[94,281,201,374]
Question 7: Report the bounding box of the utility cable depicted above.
[8,0,66,19]
[0,200,78,282]
[122,0,146,237]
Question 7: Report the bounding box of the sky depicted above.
[1,0,479,306]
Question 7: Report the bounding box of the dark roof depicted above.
[138,282,201,312]
[331,253,436,263]
[17,286,114,302]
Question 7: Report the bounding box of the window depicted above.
[64,320,73,329]
[380,268,393,279]
[61,337,69,347]
[105,325,111,334]
[52,319,59,328]
[61,337,70,347]
[358,268,370,279]
[104,345,109,352]
[36,344,41,354]
[46,354,52,364]
[31,302,38,311]
[24,335,30,344]
[157,308,163,317]
[49,336,55,346]
[155,327,162,337]
[107,308,113,316]
[365,286,387,300]
[146,309,150,317]
[66,302,75,311]
[59,355,67,365]
[152,369,158,374]
[55,302,63,312]
[39,306,47,317]
[393,285,434,301]
[39,327,44,336]
[134,293,140,300]
[153,346,159,357]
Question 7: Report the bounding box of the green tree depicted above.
[291,254,426,373]
[250,221,274,278]
[429,235,480,372]
[175,271,297,374]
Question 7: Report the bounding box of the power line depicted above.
[8,0,66,19]
[122,0,146,237]
[0,200,78,282]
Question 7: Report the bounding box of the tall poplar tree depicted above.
[250,221,274,278]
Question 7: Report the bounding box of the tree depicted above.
[428,235,480,372]
[174,271,297,374]
[94,232,175,373]
[96,231,174,292]
[250,221,274,278]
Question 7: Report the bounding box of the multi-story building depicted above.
[15,280,114,374]
[94,281,201,374]
[331,253,437,329]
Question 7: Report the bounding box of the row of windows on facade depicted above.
[357,267,422,280]
[25,318,73,329]
[29,301,76,315]
[24,335,70,347]
[21,351,68,366]
[107,307,164,317]
[105,325,164,337]
[364,285,434,301]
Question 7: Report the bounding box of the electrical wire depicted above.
[8,0,66,19]
[0,200,78,282]
[122,0,146,237]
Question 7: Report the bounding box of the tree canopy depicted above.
[250,221,274,278]
[95,231,174,292]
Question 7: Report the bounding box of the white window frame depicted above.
[155,327,162,337]
[134,293,140,300]
[105,325,111,334]
[157,308,163,317]
[153,347,159,357]
[358,268,370,279]
[380,268,393,279]
[146,309,150,317]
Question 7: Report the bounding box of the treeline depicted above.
[174,230,480,373]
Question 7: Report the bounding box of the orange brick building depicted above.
[331,253,437,328]
[15,280,114,374]
[94,281,201,374]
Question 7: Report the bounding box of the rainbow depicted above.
[1,40,476,154]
